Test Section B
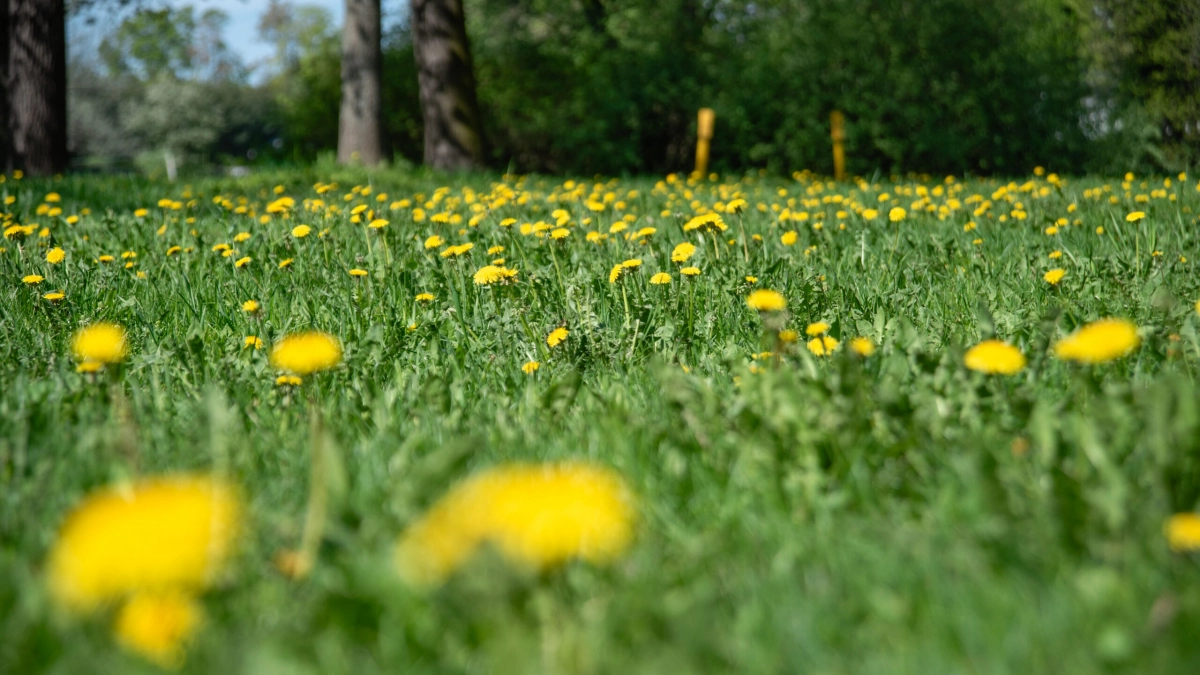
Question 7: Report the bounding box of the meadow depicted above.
[4,166,1200,673]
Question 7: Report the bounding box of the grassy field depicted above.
[4,166,1200,674]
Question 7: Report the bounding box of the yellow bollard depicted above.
[830,110,846,181]
[695,108,715,177]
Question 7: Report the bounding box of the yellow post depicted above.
[695,108,715,177]
[830,110,845,181]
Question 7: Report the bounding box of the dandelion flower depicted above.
[473,265,518,286]
[547,327,569,348]
[394,463,635,586]
[745,276,758,284]
[46,247,65,264]
[243,336,263,350]
[747,289,786,312]
[888,207,906,222]
[1049,250,1062,259]
[415,292,435,303]
[964,340,1026,375]
[550,228,570,240]
[522,361,540,375]
[650,272,671,285]
[806,321,830,336]
[348,268,368,277]
[1053,318,1140,364]
[807,336,839,356]
[22,274,43,284]
[114,591,203,668]
[46,475,241,611]
[681,266,701,277]
[1166,513,1200,551]
[270,332,342,375]
[292,225,311,238]
[683,213,727,232]
[862,208,879,219]
[424,235,444,250]
[671,242,696,263]
[1043,268,1066,285]
[234,256,252,268]
[850,337,875,356]
[780,231,798,246]
[275,375,302,387]
[278,259,294,269]
[369,218,388,229]
[1126,211,1146,222]
[44,291,65,302]
[72,323,127,367]
[242,300,260,313]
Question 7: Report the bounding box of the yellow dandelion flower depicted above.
[1166,513,1200,551]
[1049,250,1062,259]
[683,213,727,232]
[270,331,342,375]
[745,275,758,284]
[44,291,65,302]
[862,208,879,219]
[424,235,444,250]
[806,321,830,336]
[348,268,368,277]
[72,323,127,366]
[166,245,181,256]
[522,361,540,375]
[681,266,701,277]
[415,292,435,303]
[671,241,696,263]
[1044,268,1065,285]
[292,225,311,238]
[233,232,251,243]
[394,463,635,586]
[550,228,570,240]
[807,336,839,356]
[275,375,302,386]
[234,256,251,268]
[114,591,203,669]
[1053,318,1140,364]
[781,231,798,246]
[964,340,1026,375]
[650,272,671,285]
[46,475,241,611]
[547,327,569,348]
[22,274,43,284]
[241,299,260,313]
[278,258,294,269]
[747,289,786,312]
[850,337,875,356]
[1126,211,1146,222]
[888,207,906,222]
[243,336,263,350]
[473,265,518,286]
[46,247,65,264]
[369,218,389,229]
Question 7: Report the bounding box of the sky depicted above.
[70,0,346,79]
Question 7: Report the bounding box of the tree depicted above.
[8,0,68,175]
[411,0,485,170]
[338,0,384,165]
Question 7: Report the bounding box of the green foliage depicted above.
[462,0,1091,175]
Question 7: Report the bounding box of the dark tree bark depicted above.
[411,0,484,170]
[338,0,384,165]
[8,0,68,175]
[1,1,10,173]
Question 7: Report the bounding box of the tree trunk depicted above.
[411,0,485,170]
[1,0,10,173]
[338,0,384,166]
[8,0,67,176]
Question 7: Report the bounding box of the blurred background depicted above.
[6,0,1200,177]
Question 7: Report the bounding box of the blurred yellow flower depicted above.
[671,241,696,263]
[780,231,798,246]
[243,336,263,350]
[850,337,875,356]
[547,327,569,347]
[681,266,701,277]
[46,247,65,264]
[1053,318,1140,364]
[683,213,727,232]
[270,332,343,375]
[242,300,260,313]
[394,463,635,586]
[1166,513,1200,551]
[348,268,368,277]
[114,591,203,668]
[292,225,312,238]
[964,340,1026,375]
[46,475,241,611]
[650,272,671,285]
[1125,211,1146,222]
[22,274,43,284]
[888,207,906,222]
[473,265,518,285]
[807,336,839,356]
[423,235,444,249]
[72,323,127,367]
[1043,268,1065,285]
[415,292,435,302]
[522,361,540,375]
[747,289,786,312]
[805,321,830,336]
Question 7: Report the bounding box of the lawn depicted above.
[3,166,1200,673]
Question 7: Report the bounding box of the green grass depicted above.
[4,167,1200,673]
